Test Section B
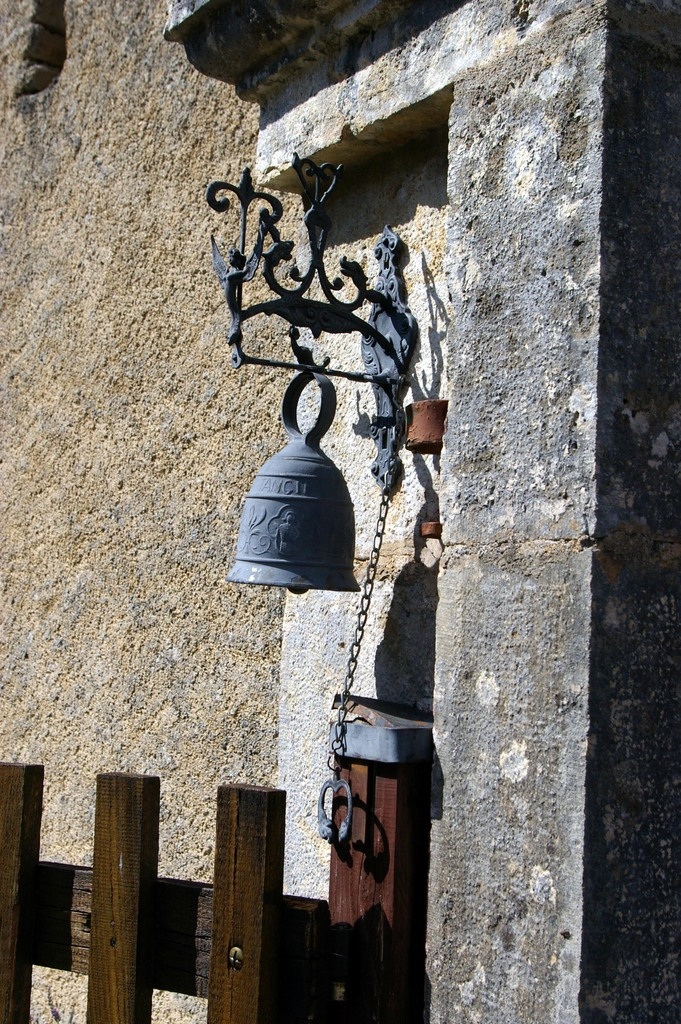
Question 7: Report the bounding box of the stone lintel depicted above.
[163,0,510,187]
[164,1,603,189]
[255,2,599,189]
[262,90,452,193]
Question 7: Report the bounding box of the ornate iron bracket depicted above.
[207,154,417,490]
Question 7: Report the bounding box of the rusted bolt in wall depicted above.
[405,400,449,454]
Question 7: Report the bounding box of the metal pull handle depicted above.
[318,778,353,844]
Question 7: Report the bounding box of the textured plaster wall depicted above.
[0,3,280,1020]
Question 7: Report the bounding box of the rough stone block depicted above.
[442,8,605,543]
[255,0,505,186]
[582,535,681,1021]
[428,543,592,1024]
[164,0,412,96]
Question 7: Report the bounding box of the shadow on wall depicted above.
[329,127,448,248]
[373,466,445,825]
[374,554,439,709]
[412,251,449,402]
[580,31,681,1018]
[338,132,450,826]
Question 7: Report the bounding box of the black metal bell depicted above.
[228,371,359,594]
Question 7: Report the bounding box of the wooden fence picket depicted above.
[86,773,160,1024]
[0,763,43,1024]
[208,785,286,1024]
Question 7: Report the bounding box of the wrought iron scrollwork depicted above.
[207,153,418,490]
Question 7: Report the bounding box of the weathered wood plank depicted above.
[0,763,43,1024]
[154,877,213,997]
[281,895,330,957]
[86,773,159,1024]
[36,861,92,910]
[279,897,330,1024]
[207,785,286,1024]
[34,862,91,974]
[388,761,431,1021]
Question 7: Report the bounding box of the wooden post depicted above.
[86,773,159,1024]
[208,785,285,1024]
[328,759,431,1024]
[0,763,44,1024]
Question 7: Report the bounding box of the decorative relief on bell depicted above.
[236,504,302,560]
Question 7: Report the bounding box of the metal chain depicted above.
[328,454,398,771]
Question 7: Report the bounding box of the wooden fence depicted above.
[0,764,329,1024]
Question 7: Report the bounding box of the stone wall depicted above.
[2,0,680,1021]
[242,1,680,1020]
[582,11,681,1018]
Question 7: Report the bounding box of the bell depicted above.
[228,371,359,594]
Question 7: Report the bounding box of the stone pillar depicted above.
[429,3,681,1022]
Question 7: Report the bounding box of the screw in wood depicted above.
[228,946,244,971]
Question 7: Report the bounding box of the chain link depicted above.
[329,454,398,771]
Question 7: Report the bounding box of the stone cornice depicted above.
[164,0,418,100]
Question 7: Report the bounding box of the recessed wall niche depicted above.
[16,0,66,96]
